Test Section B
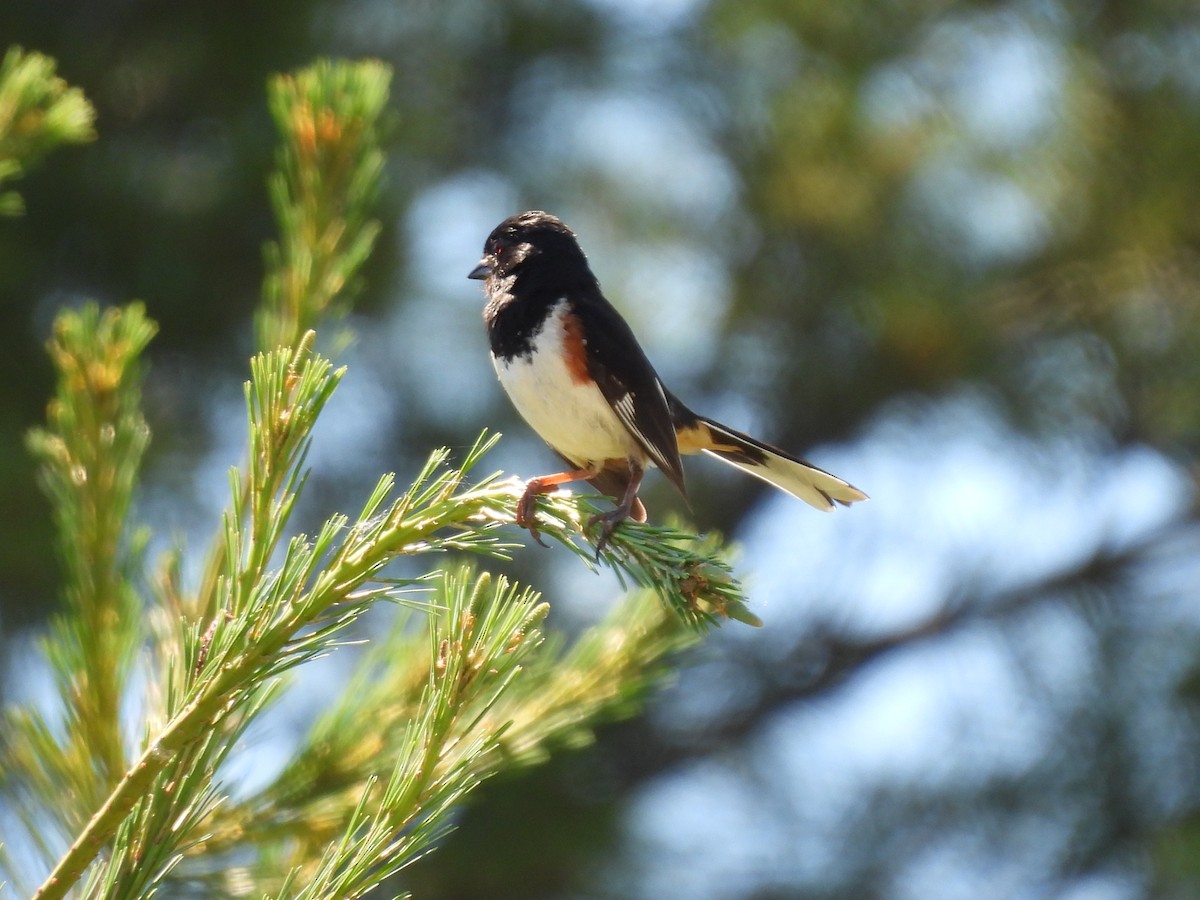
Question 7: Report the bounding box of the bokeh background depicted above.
[4,1,1200,897]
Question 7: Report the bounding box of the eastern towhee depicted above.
[470,210,867,549]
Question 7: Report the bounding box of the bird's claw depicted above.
[586,509,626,560]
[516,484,551,548]
[527,524,550,549]
[516,479,632,557]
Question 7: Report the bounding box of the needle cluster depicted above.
[0,55,753,900]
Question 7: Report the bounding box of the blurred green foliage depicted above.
[0,47,95,216]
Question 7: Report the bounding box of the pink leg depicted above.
[518,467,598,547]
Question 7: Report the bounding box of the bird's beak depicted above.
[468,257,493,280]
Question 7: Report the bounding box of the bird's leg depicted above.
[587,465,644,558]
[518,466,598,547]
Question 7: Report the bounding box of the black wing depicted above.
[570,293,687,499]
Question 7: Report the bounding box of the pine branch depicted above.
[185,569,701,895]
[28,340,745,898]
[194,57,391,621]
[286,567,551,898]
[5,304,155,842]
[3,54,756,900]
[257,58,390,352]
[0,46,95,216]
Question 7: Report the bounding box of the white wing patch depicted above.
[612,388,676,475]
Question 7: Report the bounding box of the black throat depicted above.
[483,279,559,361]
[483,260,598,361]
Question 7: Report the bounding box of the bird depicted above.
[469,210,867,550]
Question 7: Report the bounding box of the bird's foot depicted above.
[516,482,551,548]
[586,506,630,559]
[515,467,600,549]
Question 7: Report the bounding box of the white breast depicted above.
[493,302,641,467]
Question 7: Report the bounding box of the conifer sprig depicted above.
[0,46,95,215]
[26,336,746,898]
[257,59,390,351]
[1,52,755,900]
[9,304,155,840]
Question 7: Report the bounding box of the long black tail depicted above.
[676,414,868,511]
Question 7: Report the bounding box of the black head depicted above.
[468,210,592,285]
